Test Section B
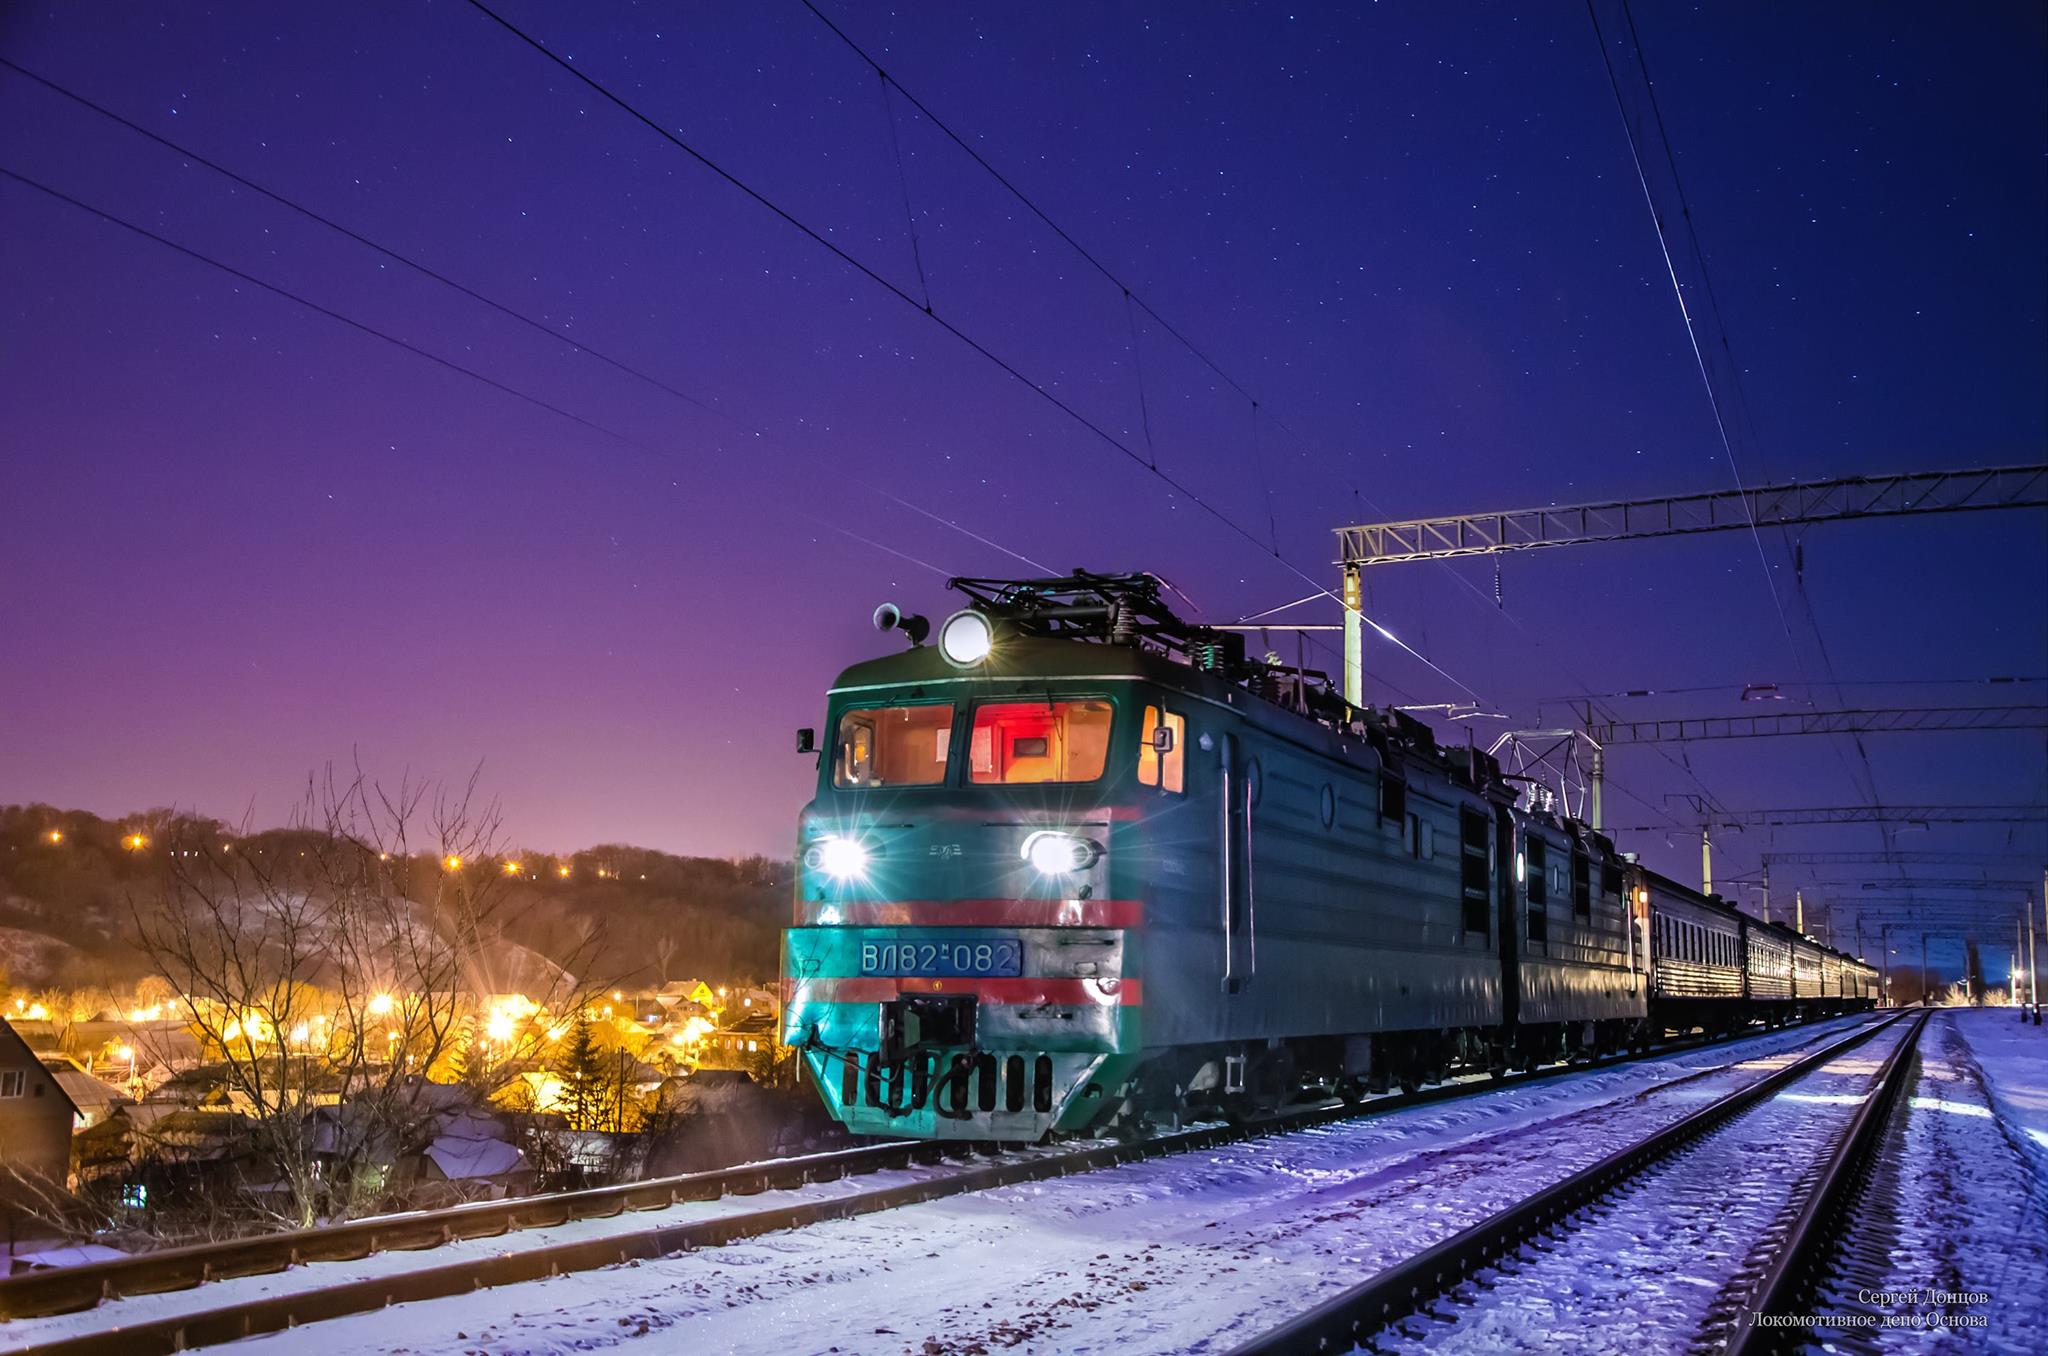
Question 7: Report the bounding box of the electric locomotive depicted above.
[780,572,1657,1140]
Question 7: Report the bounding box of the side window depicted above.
[0,1069,24,1098]
[1459,808,1490,935]
[1571,852,1591,921]
[1137,705,1187,794]
[1526,837,1548,905]
[1381,774,1407,827]
[1406,813,1423,859]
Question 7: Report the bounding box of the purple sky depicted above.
[2,3,2043,965]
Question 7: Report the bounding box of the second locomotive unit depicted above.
[780,572,1877,1140]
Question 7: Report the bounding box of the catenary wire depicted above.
[0,165,663,458]
[463,0,1485,705]
[0,56,759,441]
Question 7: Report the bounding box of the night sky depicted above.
[2,4,2043,967]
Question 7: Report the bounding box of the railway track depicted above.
[0,1011,1881,1355]
[1725,1008,1929,1354]
[1225,1008,1928,1355]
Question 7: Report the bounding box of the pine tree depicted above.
[555,1018,607,1132]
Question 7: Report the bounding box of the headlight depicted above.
[938,609,995,667]
[1022,830,1100,875]
[804,835,870,880]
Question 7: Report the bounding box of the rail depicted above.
[1725,1007,1933,1353]
[0,1139,940,1320]
[0,1010,1880,1353]
[1225,1010,1913,1355]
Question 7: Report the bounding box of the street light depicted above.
[443,855,463,871]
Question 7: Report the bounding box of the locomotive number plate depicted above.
[860,938,1022,978]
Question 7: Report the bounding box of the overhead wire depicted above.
[464,0,1486,705]
[0,54,1060,589]
[0,56,757,441]
[788,1,1708,815]
[791,0,1724,819]
[1589,0,1905,875]
[0,165,663,458]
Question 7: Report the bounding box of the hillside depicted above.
[0,805,792,993]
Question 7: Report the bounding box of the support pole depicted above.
[2030,891,2040,1026]
[1589,743,1604,833]
[1795,889,1804,938]
[1881,924,1891,1007]
[1922,932,1930,1006]
[2019,917,2028,1017]
[1702,825,1713,897]
[1761,865,1772,925]
[1341,564,1363,711]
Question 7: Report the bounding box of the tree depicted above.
[554,1017,612,1133]
[130,762,600,1230]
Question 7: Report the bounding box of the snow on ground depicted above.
[1950,1007,2048,1179]
[197,1017,1881,1356]
[0,1148,985,1354]
[1801,1008,2048,1353]
[1373,1019,1918,1355]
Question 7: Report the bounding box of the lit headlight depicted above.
[804,835,870,880]
[1022,830,1100,875]
[938,609,995,667]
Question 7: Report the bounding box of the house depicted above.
[0,1018,77,1204]
[38,1056,131,1130]
[411,1109,533,1204]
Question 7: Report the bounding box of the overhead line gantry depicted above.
[1333,462,2047,709]
[1587,704,2047,745]
[1335,463,2047,569]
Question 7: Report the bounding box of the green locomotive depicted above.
[779,571,1873,1141]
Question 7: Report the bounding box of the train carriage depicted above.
[1747,927,1794,1002]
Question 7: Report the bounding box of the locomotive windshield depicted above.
[968,699,1112,784]
[833,703,954,788]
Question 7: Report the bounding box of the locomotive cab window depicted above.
[1136,704,1186,793]
[968,699,1113,784]
[834,704,955,788]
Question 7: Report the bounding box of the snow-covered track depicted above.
[1225,1010,1920,1355]
[0,1138,938,1322]
[0,1015,1873,1356]
[1724,1009,1931,1352]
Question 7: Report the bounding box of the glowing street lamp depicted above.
[44,829,63,845]
[443,855,464,872]
[502,860,522,876]
[367,992,395,1018]
[123,833,149,851]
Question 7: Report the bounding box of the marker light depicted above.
[1022,830,1100,876]
[805,835,870,881]
[938,609,995,667]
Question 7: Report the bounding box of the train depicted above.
[779,572,1881,1140]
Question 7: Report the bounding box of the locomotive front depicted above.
[780,586,1172,1140]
